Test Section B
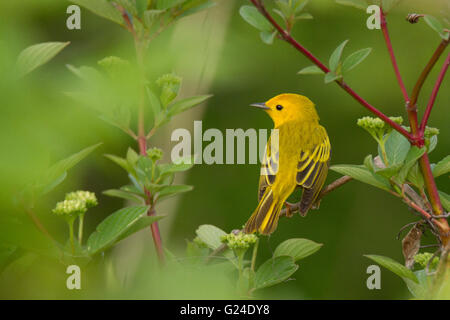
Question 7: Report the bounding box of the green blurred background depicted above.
[0,0,448,299]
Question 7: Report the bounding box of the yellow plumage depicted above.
[244,93,331,235]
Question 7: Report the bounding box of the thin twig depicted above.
[380,8,410,102]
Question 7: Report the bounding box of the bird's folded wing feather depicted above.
[296,126,331,190]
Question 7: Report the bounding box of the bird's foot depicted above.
[284,201,296,218]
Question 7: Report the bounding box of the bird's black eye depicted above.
[276,105,283,111]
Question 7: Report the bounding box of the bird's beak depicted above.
[250,102,269,110]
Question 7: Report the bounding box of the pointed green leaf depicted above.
[383,130,410,165]
[330,164,391,191]
[195,224,227,250]
[424,15,449,40]
[157,185,193,200]
[335,0,367,10]
[274,238,322,262]
[329,39,349,72]
[438,191,450,212]
[17,42,70,76]
[87,206,149,254]
[180,0,216,18]
[382,0,402,13]
[254,256,298,290]
[433,155,450,178]
[395,146,426,184]
[297,65,324,75]
[407,163,424,189]
[167,94,212,117]
[70,0,123,25]
[39,143,101,194]
[116,215,165,242]
[324,72,340,84]
[103,189,144,203]
[260,30,277,45]
[364,254,418,283]
[364,154,375,172]
[295,13,313,20]
[239,5,273,32]
[427,135,438,154]
[342,48,372,72]
[156,0,185,10]
[105,154,131,173]
[135,0,148,18]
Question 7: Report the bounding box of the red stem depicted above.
[249,0,412,141]
[380,9,410,102]
[419,52,450,133]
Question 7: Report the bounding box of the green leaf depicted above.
[143,10,165,28]
[274,238,322,262]
[294,0,310,14]
[395,147,426,184]
[39,143,102,194]
[105,154,131,173]
[146,87,162,125]
[407,163,424,190]
[424,15,449,40]
[167,94,212,117]
[87,206,149,255]
[329,39,349,72]
[180,0,216,18]
[70,0,124,25]
[427,135,438,154]
[260,30,277,45]
[342,48,372,72]
[335,0,367,10]
[324,72,340,84]
[156,0,186,10]
[382,0,402,13]
[116,215,165,242]
[375,163,402,179]
[433,155,450,178]
[103,189,144,203]
[364,154,375,172]
[254,256,299,290]
[297,65,324,75]
[383,130,410,166]
[157,185,193,200]
[274,1,292,18]
[135,0,148,18]
[159,160,193,176]
[296,13,313,20]
[365,254,418,283]
[239,5,273,32]
[438,191,450,212]
[195,224,227,250]
[404,269,431,298]
[17,42,70,76]
[330,164,391,191]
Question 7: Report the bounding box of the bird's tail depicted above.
[244,188,284,235]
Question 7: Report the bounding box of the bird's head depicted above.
[251,93,319,127]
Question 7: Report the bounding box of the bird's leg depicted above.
[284,201,296,218]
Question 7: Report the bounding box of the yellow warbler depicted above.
[244,93,331,235]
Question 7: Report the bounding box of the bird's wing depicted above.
[258,136,278,201]
[296,126,331,213]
